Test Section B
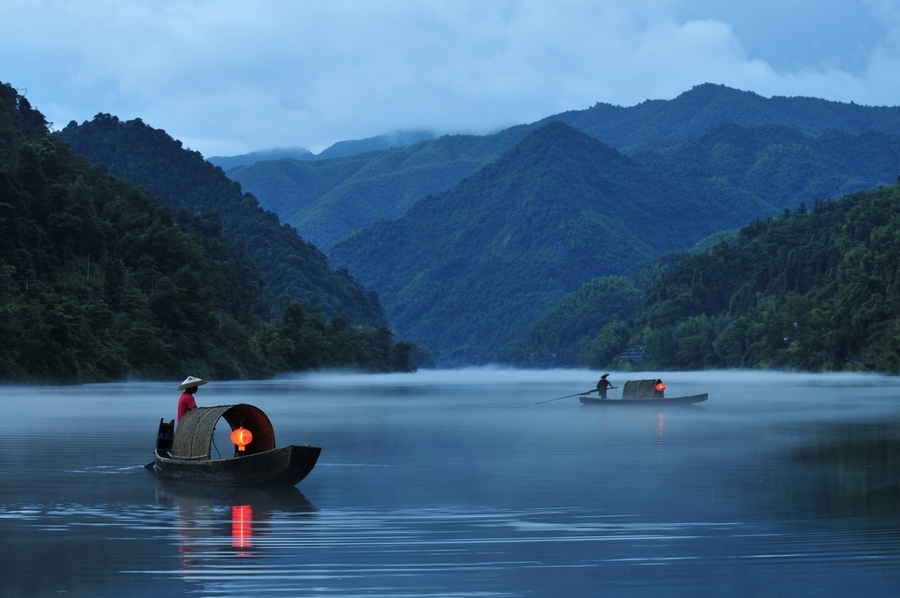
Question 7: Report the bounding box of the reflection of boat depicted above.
[154,477,317,513]
[580,379,708,406]
[152,403,321,486]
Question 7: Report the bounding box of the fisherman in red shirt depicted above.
[177,376,206,422]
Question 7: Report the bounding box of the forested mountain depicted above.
[629,122,898,225]
[0,82,415,383]
[208,147,314,171]
[210,131,436,175]
[329,122,715,364]
[579,183,900,373]
[229,84,900,252]
[56,115,388,327]
[545,83,900,147]
[499,252,694,367]
[222,83,900,367]
[226,126,532,249]
[316,129,437,160]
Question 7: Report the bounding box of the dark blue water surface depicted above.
[1,369,899,597]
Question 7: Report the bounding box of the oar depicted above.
[144,460,155,470]
[535,390,595,405]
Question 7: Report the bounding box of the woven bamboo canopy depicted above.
[622,379,665,399]
[172,404,276,459]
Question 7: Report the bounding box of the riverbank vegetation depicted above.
[579,184,900,373]
[0,82,415,383]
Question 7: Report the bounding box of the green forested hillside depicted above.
[315,129,437,160]
[227,84,900,367]
[0,82,415,383]
[207,147,314,171]
[229,84,900,254]
[583,184,900,373]
[56,115,388,327]
[497,275,644,367]
[549,83,900,148]
[226,126,533,250]
[498,252,693,367]
[329,122,714,364]
[629,122,898,225]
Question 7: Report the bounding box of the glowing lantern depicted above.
[231,427,253,454]
[655,381,666,392]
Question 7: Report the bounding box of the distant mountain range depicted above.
[208,129,437,170]
[536,83,900,146]
[222,84,900,365]
[207,147,314,170]
[57,114,388,328]
[328,122,715,363]
[227,84,900,252]
[53,83,900,368]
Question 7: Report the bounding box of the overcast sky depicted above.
[3,0,899,157]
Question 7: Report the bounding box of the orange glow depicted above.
[232,505,253,549]
[231,427,253,453]
[655,382,666,392]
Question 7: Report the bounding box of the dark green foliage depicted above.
[227,126,533,250]
[207,147,315,171]
[505,248,691,368]
[227,85,900,368]
[590,184,900,372]
[548,83,900,148]
[582,321,633,369]
[330,122,711,365]
[56,114,387,328]
[0,82,415,382]
[498,276,643,367]
[315,129,437,160]
[629,122,898,226]
[229,84,900,257]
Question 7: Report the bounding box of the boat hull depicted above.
[579,393,708,406]
[154,444,321,487]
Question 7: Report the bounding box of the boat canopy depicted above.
[622,379,665,399]
[173,404,276,459]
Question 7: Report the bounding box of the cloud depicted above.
[1,0,898,156]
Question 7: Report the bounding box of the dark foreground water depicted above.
[1,369,899,597]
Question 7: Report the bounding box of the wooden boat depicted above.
[579,378,708,406]
[152,403,321,487]
[579,393,708,406]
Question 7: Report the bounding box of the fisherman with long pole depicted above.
[595,373,616,399]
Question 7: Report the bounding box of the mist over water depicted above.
[1,369,899,597]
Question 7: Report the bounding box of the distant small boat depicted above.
[579,394,707,406]
[580,378,708,406]
[151,403,321,487]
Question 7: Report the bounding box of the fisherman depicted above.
[177,376,207,422]
[595,373,617,399]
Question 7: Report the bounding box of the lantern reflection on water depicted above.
[232,505,253,549]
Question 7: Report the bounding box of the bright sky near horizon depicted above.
[3,0,899,157]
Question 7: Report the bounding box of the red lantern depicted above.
[231,427,253,454]
[655,381,666,392]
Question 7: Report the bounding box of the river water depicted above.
[1,369,899,597]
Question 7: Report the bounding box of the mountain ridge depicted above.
[228,84,900,251]
[57,114,389,327]
[329,122,709,363]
